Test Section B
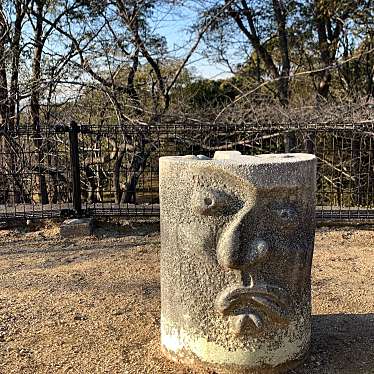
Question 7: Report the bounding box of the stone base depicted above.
[60,218,93,238]
[161,317,311,374]
[161,344,308,374]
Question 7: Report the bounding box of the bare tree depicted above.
[0,4,9,125]
[39,0,235,203]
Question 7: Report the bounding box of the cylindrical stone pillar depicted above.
[160,151,316,373]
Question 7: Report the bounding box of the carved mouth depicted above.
[215,284,290,335]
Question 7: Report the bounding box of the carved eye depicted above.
[193,189,229,216]
[274,205,299,228]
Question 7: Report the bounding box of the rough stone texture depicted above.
[159,151,317,373]
[60,218,93,238]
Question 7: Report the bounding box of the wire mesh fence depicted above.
[0,124,73,219]
[0,121,373,221]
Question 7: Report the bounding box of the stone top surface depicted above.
[161,151,315,165]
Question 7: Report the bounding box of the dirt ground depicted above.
[0,220,373,374]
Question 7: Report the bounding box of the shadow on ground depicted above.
[0,220,160,257]
[292,313,374,374]
[94,220,160,238]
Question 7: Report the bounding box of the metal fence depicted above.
[0,121,373,221]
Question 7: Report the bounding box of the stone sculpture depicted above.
[160,151,316,373]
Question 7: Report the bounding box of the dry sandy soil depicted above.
[0,220,373,374]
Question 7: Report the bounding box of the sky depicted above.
[149,4,236,80]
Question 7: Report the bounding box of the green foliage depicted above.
[181,78,238,109]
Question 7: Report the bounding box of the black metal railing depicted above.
[0,121,373,221]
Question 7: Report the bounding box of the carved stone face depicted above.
[160,152,316,373]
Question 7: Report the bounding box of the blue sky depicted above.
[150,4,236,80]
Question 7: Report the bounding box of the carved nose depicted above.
[217,209,269,270]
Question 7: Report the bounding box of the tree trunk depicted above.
[272,0,290,106]
[304,131,316,154]
[85,165,98,204]
[0,6,8,125]
[8,1,26,131]
[31,0,48,204]
[366,34,374,98]
[113,147,126,204]
[314,0,342,101]
[229,0,290,106]
[284,131,297,153]
[121,146,151,204]
[0,51,8,125]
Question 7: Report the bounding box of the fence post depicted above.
[69,121,82,216]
